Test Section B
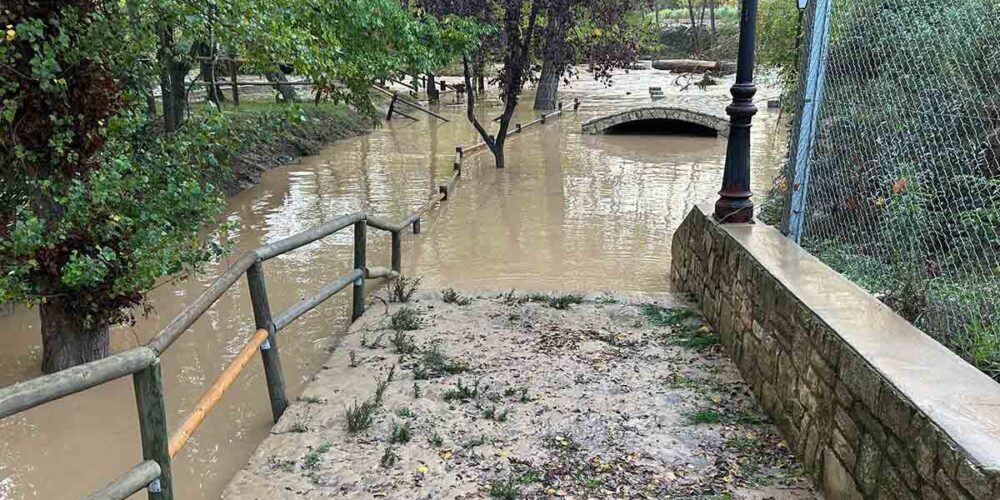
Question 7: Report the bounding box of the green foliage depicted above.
[547,293,584,309]
[412,343,468,380]
[345,398,379,433]
[1,4,231,326]
[442,378,481,402]
[390,307,423,331]
[640,304,695,327]
[391,331,417,354]
[756,0,803,91]
[488,477,521,499]
[302,442,332,469]
[389,420,412,444]
[669,325,721,351]
[685,408,722,425]
[389,275,421,303]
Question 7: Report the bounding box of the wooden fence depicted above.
[0,98,577,500]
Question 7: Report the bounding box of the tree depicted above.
[463,0,541,169]
[1,0,228,372]
[1,0,481,372]
[533,0,643,110]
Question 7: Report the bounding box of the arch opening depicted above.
[604,118,719,137]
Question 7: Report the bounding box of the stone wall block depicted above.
[840,351,882,412]
[885,435,921,491]
[936,469,973,500]
[832,425,858,468]
[877,386,916,442]
[954,459,993,499]
[855,433,884,497]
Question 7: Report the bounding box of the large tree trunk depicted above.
[533,60,560,110]
[157,24,190,132]
[491,139,506,169]
[535,0,566,111]
[197,42,224,106]
[40,298,110,373]
[265,71,300,102]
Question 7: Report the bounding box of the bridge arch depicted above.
[582,106,729,137]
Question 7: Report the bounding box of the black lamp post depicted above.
[714,0,759,223]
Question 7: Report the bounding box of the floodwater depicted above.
[0,68,786,499]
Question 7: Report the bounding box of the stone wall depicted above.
[670,204,1000,499]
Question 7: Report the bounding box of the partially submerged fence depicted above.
[0,98,575,500]
[764,0,1000,380]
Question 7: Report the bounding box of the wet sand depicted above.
[224,290,817,499]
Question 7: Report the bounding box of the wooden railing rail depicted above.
[82,460,161,500]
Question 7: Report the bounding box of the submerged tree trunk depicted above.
[265,71,300,102]
[533,60,560,110]
[40,298,110,373]
[534,1,566,111]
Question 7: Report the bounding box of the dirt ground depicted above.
[223,287,819,499]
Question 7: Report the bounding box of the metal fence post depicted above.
[787,0,833,243]
[133,360,173,500]
[352,221,367,321]
[247,262,288,422]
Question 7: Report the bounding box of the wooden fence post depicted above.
[391,231,402,274]
[247,262,288,422]
[352,221,366,321]
[133,360,173,500]
[231,64,239,106]
[386,94,398,121]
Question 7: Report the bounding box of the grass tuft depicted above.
[685,408,723,425]
[391,330,417,354]
[548,293,585,309]
[390,420,412,443]
[380,445,398,468]
[442,378,480,402]
[488,477,521,499]
[640,303,696,327]
[443,288,473,305]
[345,399,378,433]
[670,325,721,350]
[390,307,423,331]
[389,275,421,303]
[302,442,332,469]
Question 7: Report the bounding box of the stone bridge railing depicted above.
[672,204,1000,500]
[581,106,729,136]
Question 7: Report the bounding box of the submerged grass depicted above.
[640,303,696,327]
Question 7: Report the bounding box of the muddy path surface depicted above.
[0,69,786,499]
[225,290,817,499]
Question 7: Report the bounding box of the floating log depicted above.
[651,59,735,74]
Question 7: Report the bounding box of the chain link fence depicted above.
[763,0,1000,380]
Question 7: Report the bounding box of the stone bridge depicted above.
[581,105,730,137]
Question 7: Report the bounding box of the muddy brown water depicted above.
[0,69,786,499]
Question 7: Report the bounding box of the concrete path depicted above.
[224,289,818,499]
